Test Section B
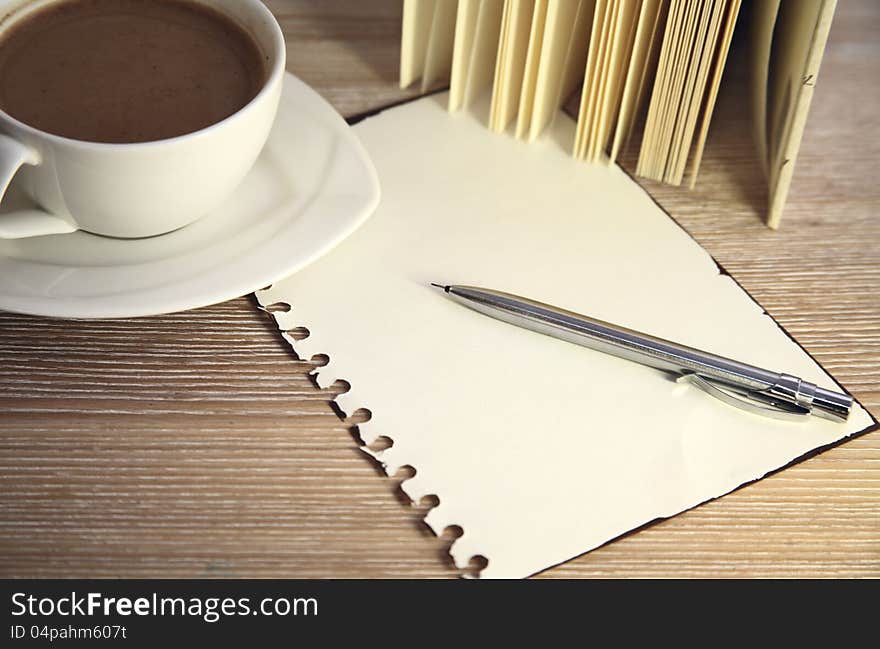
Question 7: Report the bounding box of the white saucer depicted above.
[0,73,380,319]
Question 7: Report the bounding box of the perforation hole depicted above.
[285,326,311,341]
[464,555,489,579]
[441,525,464,541]
[310,354,329,367]
[263,302,291,313]
[393,464,416,480]
[388,465,417,506]
[348,408,372,425]
[366,435,393,452]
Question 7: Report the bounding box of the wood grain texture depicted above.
[1,0,877,579]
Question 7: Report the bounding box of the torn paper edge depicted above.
[254,288,487,578]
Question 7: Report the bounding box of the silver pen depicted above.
[432,284,852,422]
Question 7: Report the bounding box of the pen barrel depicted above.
[805,386,853,422]
[446,286,852,421]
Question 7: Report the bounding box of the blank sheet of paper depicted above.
[257,94,874,579]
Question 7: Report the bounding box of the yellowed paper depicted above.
[515,0,549,138]
[765,0,836,229]
[667,0,725,183]
[638,0,681,177]
[653,0,700,179]
[490,0,537,132]
[464,0,505,108]
[687,0,741,188]
[584,0,621,157]
[611,0,663,163]
[450,0,482,110]
[489,0,512,128]
[400,0,438,88]
[574,0,609,157]
[421,0,459,92]
[528,0,588,140]
[557,0,595,109]
[590,0,640,161]
[258,94,873,579]
[750,0,783,178]
[665,0,716,183]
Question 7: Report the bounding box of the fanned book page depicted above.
[258,95,874,578]
[399,0,838,227]
[762,0,837,229]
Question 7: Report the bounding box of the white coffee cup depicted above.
[0,0,286,239]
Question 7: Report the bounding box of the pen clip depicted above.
[677,373,811,422]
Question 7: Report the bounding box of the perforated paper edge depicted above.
[255,287,486,578]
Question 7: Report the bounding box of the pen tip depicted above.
[430,282,450,292]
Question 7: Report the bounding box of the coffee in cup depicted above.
[0,0,269,144]
[0,0,286,239]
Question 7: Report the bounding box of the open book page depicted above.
[610,0,666,162]
[527,0,591,141]
[489,0,512,127]
[574,0,610,157]
[584,0,621,157]
[490,0,536,132]
[686,0,741,187]
[258,95,873,578]
[515,0,549,137]
[635,0,742,183]
[653,0,700,179]
[402,0,823,228]
[589,0,639,161]
[750,0,783,179]
[638,0,683,176]
[666,0,723,183]
[674,0,726,180]
[765,0,837,229]
[463,0,504,107]
[449,0,482,110]
[400,0,437,88]
[421,0,459,92]
[557,0,595,113]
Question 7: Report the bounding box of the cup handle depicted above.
[0,133,77,239]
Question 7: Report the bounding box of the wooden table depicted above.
[1,0,878,579]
